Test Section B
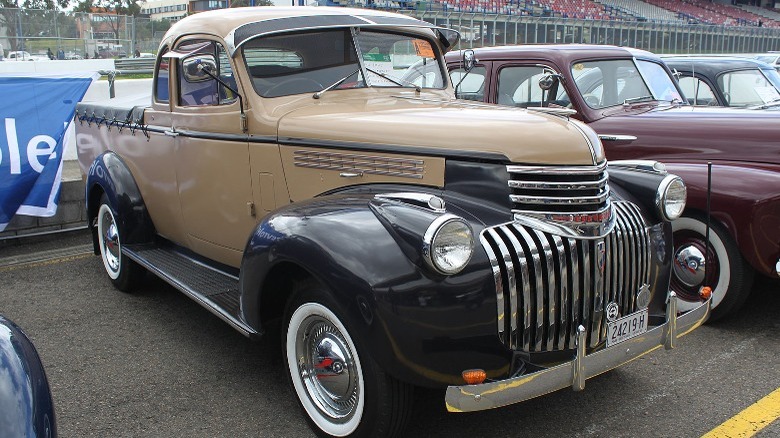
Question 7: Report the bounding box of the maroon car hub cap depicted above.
[671,234,719,301]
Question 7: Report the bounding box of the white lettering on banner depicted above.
[1,118,57,175]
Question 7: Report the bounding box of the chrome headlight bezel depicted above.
[656,175,687,221]
[422,214,475,275]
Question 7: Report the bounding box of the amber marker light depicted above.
[462,369,487,385]
[699,286,712,301]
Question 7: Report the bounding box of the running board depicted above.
[123,243,258,338]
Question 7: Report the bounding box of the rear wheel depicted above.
[96,194,143,291]
[283,282,412,437]
[671,215,753,321]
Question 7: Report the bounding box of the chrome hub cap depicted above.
[296,315,359,422]
[673,244,706,288]
[98,204,121,278]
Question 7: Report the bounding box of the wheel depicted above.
[283,282,412,437]
[96,194,144,291]
[671,215,754,321]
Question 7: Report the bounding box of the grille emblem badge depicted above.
[606,302,619,322]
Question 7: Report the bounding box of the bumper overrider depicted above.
[445,292,711,412]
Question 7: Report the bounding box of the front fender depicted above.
[239,193,509,387]
[0,315,56,438]
[664,161,780,277]
[86,152,155,251]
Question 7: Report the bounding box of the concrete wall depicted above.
[0,59,115,74]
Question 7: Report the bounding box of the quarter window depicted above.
[155,48,170,103]
[450,67,486,102]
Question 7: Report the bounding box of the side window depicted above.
[678,76,716,106]
[497,66,571,108]
[450,66,486,102]
[178,40,218,106]
[155,48,170,103]
[217,43,238,105]
[177,39,238,107]
[718,70,780,107]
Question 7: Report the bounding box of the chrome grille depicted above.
[481,201,651,352]
[507,163,609,214]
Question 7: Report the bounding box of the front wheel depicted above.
[671,215,754,321]
[283,283,412,437]
[96,194,143,291]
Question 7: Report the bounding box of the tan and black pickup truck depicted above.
[75,7,709,437]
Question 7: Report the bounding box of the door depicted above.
[170,38,255,267]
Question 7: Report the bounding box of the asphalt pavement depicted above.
[1,230,778,437]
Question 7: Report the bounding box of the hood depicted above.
[277,92,603,166]
[591,105,780,165]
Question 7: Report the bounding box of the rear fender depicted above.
[85,152,155,252]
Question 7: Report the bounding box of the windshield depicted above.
[571,59,682,109]
[717,69,780,107]
[243,28,445,98]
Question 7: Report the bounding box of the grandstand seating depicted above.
[343,0,780,27]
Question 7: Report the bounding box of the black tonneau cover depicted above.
[75,93,150,126]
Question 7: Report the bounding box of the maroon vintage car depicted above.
[444,44,780,320]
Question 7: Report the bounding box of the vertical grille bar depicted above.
[590,239,606,348]
[480,201,651,353]
[487,228,519,350]
[479,233,505,345]
[513,225,545,352]
[551,235,568,351]
[568,238,580,350]
[533,230,557,352]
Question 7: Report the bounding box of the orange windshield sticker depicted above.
[413,40,435,58]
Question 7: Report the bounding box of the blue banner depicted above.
[0,72,97,232]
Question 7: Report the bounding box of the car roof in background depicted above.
[662,56,776,74]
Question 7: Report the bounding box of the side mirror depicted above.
[463,50,476,72]
[538,74,558,91]
[182,55,217,83]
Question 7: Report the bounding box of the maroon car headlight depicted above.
[657,175,687,221]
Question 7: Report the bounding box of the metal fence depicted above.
[0,8,170,60]
[406,10,780,54]
[2,7,780,61]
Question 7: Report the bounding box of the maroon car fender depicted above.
[663,161,780,277]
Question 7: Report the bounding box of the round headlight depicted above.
[657,175,687,221]
[423,215,474,275]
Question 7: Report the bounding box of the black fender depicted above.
[239,192,511,387]
[0,315,57,438]
[85,151,155,253]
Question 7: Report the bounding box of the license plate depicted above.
[606,309,648,347]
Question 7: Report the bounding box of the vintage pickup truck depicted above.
[75,8,709,437]
[446,44,780,321]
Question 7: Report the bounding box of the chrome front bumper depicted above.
[445,292,711,412]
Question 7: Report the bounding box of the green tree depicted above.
[0,0,69,51]
[73,0,140,42]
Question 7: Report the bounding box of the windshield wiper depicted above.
[365,68,421,92]
[313,68,361,99]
